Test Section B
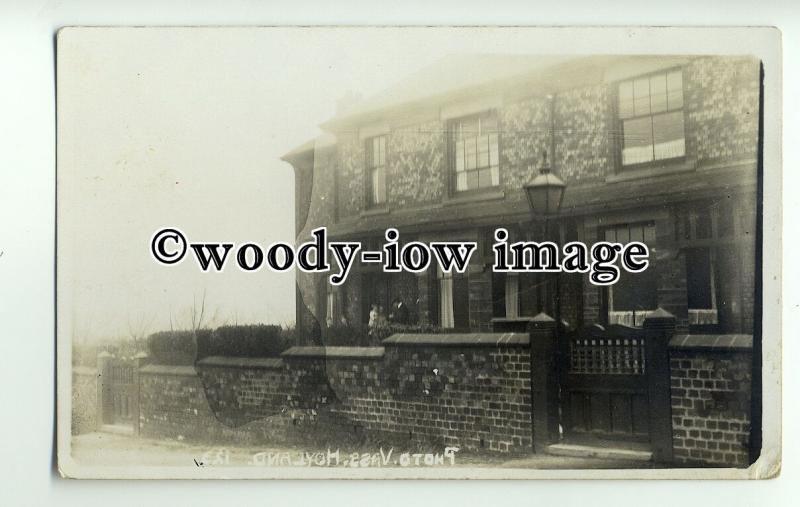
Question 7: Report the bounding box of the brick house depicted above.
[283,55,759,342]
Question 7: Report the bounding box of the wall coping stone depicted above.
[196,356,284,369]
[281,346,385,359]
[73,366,98,376]
[382,332,529,347]
[139,364,197,376]
[669,334,753,351]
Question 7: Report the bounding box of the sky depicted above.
[57,27,473,341]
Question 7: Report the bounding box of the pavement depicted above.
[69,432,655,470]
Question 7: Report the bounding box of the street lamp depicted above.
[524,150,566,217]
[524,149,568,448]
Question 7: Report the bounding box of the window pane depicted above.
[489,133,499,166]
[686,248,713,309]
[467,170,479,190]
[633,77,651,116]
[616,225,630,244]
[378,136,386,166]
[667,71,683,109]
[455,140,464,172]
[459,118,478,139]
[478,168,491,188]
[629,224,645,243]
[612,269,658,311]
[650,74,667,113]
[490,165,499,186]
[439,276,454,328]
[372,138,380,167]
[371,168,381,204]
[618,81,634,118]
[622,116,654,165]
[477,134,489,167]
[465,139,477,170]
[505,274,519,318]
[643,223,656,244]
[652,111,685,160]
[604,228,616,242]
[456,172,467,191]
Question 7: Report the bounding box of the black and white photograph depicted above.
[54,26,781,480]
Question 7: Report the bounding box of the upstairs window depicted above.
[451,112,500,192]
[366,135,386,207]
[618,69,685,167]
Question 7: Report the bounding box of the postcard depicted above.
[56,26,781,479]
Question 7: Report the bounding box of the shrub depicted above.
[147,330,205,365]
[197,324,291,359]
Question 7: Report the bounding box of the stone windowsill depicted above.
[442,189,506,207]
[668,334,753,351]
[605,161,695,184]
[196,356,284,369]
[382,332,529,347]
[139,364,197,376]
[359,206,391,218]
[281,346,385,359]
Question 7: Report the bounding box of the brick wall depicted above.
[669,335,753,467]
[139,364,309,445]
[137,335,533,454]
[498,95,550,190]
[387,121,446,207]
[139,365,220,441]
[553,84,612,184]
[327,339,533,453]
[336,131,364,218]
[685,56,760,165]
[131,328,756,467]
[72,367,99,434]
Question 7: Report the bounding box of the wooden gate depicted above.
[100,355,138,428]
[559,324,655,444]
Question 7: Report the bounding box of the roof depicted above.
[281,55,582,160]
[280,132,336,162]
[332,54,574,123]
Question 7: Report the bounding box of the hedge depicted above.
[196,324,292,359]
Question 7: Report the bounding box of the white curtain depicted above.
[505,274,519,318]
[326,288,340,323]
[439,272,455,328]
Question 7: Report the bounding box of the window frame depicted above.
[364,135,387,208]
[677,202,728,329]
[614,67,688,172]
[603,221,659,327]
[447,110,501,195]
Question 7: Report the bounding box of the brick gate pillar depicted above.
[529,312,559,453]
[643,308,676,462]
